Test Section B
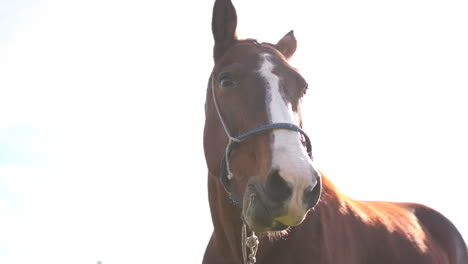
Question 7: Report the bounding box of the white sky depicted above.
[0,0,467,263]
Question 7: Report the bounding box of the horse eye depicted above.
[303,84,309,94]
[220,76,237,89]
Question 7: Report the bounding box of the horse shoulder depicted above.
[409,203,468,264]
[338,200,446,263]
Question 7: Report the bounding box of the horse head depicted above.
[204,0,321,233]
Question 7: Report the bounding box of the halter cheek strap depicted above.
[211,76,241,181]
[210,75,313,207]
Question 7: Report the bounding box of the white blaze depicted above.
[258,53,314,191]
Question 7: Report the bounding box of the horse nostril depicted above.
[303,186,315,202]
[303,182,321,209]
[266,168,292,203]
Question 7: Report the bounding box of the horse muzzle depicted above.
[242,168,322,232]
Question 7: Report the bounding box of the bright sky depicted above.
[0,0,467,263]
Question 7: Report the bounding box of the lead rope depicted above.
[211,77,240,180]
[242,223,259,264]
[242,193,259,264]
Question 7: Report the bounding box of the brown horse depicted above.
[203,0,468,263]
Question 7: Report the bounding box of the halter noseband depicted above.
[210,75,313,207]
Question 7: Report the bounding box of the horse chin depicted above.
[264,228,291,240]
[258,223,292,241]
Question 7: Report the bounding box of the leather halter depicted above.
[210,75,313,207]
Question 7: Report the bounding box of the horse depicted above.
[202,0,468,263]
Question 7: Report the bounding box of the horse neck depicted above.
[208,175,244,261]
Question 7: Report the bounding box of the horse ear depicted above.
[275,30,297,60]
[212,0,238,61]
